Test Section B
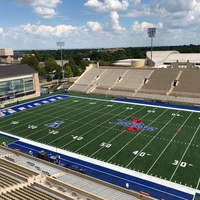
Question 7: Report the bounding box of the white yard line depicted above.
[2,99,74,133]
[0,98,66,125]
[146,112,193,174]
[170,124,200,181]
[58,101,126,148]
[40,99,110,144]
[1,95,200,197]
[125,110,181,168]
[192,178,200,200]
[0,130,198,198]
[75,103,153,154]
[88,104,150,157]
[107,108,168,163]
[90,130,125,157]
[112,99,200,113]
[196,178,200,192]
[3,97,84,137]
[70,103,139,151]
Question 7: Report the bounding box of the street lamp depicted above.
[147,28,156,67]
[56,42,65,82]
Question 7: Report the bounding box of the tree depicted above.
[65,65,73,78]
[21,54,39,70]
[54,68,62,79]
[79,59,89,71]
[46,74,52,82]
[44,58,58,74]
[69,58,80,76]
[37,67,46,76]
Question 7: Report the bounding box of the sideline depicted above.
[1,131,195,200]
[0,94,199,199]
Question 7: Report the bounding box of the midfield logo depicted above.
[45,121,64,128]
[109,119,157,132]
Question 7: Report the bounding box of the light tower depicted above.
[147,28,156,67]
[56,42,65,82]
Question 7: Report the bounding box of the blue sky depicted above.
[0,0,200,50]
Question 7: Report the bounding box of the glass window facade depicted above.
[0,77,34,97]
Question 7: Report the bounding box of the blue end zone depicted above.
[0,95,195,200]
[0,94,69,118]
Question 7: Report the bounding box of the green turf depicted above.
[0,95,199,190]
[0,135,16,146]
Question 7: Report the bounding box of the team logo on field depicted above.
[45,121,64,128]
[109,119,157,132]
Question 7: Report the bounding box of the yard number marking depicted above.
[11,121,19,124]
[72,135,83,141]
[28,125,37,129]
[126,107,133,110]
[133,151,150,157]
[172,113,181,117]
[49,130,59,134]
[147,110,155,113]
[100,142,112,148]
[172,160,193,168]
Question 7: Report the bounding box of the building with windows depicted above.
[0,64,40,106]
[0,48,14,64]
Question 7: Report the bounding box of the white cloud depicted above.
[12,0,61,7]
[16,24,77,38]
[132,21,153,33]
[31,0,62,8]
[84,0,129,12]
[0,27,3,34]
[33,7,57,19]
[12,0,62,18]
[109,11,126,31]
[158,0,196,13]
[53,25,76,37]
[4,0,200,49]
[131,21,163,33]
[87,21,102,31]
[153,0,200,29]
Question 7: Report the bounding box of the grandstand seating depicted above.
[68,66,200,105]
[0,146,154,200]
[171,70,200,96]
[139,69,180,93]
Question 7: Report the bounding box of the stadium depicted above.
[0,50,200,200]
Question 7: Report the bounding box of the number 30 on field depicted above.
[172,160,187,167]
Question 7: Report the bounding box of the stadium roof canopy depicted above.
[146,51,200,67]
[0,64,37,79]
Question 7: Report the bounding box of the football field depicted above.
[0,94,200,191]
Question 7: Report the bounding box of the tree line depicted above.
[20,44,200,81]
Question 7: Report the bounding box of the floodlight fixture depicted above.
[56,42,65,82]
[147,28,156,67]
